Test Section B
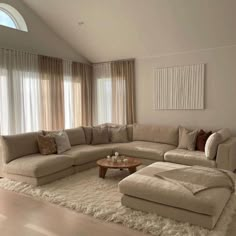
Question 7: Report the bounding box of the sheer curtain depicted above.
[93,63,112,125]
[39,55,64,130]
[63,60,75,129]
[72,62,92,126]
[0,48,92,135]
[0,49,41,135]
[93,60,135,125]
[111,60,135,124]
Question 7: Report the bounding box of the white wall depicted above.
[0,0,88,63]
[136,45,236,134]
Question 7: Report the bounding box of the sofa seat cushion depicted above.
[164,149,216,167]
[115,141,176,161]
[64,144,113,165]
[4,154,73,178]
[119,162,232,216]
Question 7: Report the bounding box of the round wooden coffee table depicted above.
[96,157,141,178]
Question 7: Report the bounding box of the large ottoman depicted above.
[118,162,235,229]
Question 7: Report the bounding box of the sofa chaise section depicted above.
[119,162,233,229]
[0,131,75,185]
[4,154,74,186]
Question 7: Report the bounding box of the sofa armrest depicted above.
[216,137,236,171]
[0,143,4,177]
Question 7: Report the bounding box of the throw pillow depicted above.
[178,127,198,151]
[54,131,71,154]
[205,132,222,160]
[110,126,128,143]
[92,126,109,145]
[195,129,212,152]
[37,134,57,155]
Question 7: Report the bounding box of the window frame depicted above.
[0,3,28,32]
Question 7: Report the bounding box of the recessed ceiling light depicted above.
[78,21,84,26]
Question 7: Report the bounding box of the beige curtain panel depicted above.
[111,60,136,124]
[72,62,92,126]
[39,55,65,131]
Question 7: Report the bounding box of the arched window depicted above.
[0,3,28,32]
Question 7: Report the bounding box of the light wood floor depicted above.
[0,188,235,236]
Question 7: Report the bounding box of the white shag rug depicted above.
[0,167,235,236]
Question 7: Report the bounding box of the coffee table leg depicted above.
[128,167,137,174]
[99,166,107,178]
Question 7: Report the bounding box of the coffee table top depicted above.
[97,157,141,169]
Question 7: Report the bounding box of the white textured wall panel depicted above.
[153,64,205,109]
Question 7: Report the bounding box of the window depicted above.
[0,9,17,29]
[0,3,28,32]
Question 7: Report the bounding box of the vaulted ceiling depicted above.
[23,0,236,63]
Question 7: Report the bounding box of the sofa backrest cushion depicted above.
[1,131,41,163]
[127,124,133,141]
[65,127,86,146]
[110,126,129,143]
[205,132,222,160]
[133,124,178,146]
[217,128,231,143]
[92,126,109,145]
[83,126,93,144]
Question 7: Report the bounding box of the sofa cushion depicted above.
[115,141,176,161]
[37,134,57,155]
[64,145,113,165]
[196,129,212,151]
[1,131,41,163]
[127,124,133,141]
[217,128,231,143]
[82,126,93,144]
[178,127,198,151]
[164,149,216,167]
[133,124,178,146]
[110,126,128,143]
[92,126,109,145]
[4,154,73,178]
[65,127,86,146]
[205,132,222,160]
[54,131,71,154]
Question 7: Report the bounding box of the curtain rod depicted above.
[0,47,91,65]
[92,58,135,65]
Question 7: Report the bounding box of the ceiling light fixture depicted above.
[78,21,84,26]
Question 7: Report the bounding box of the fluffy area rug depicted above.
[0,167,235,236]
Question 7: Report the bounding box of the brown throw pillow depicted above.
[92,126,109,145]
[196,130,212,152]
[37,134,57,155]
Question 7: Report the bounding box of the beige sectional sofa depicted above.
[0,124,236,186]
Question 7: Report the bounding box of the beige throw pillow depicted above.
[37,134,57,155]
[110,126,128,143]
[54,131,71,154]
[92,126,109,145]
[178,127,198,151]
[205,132,222,160]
